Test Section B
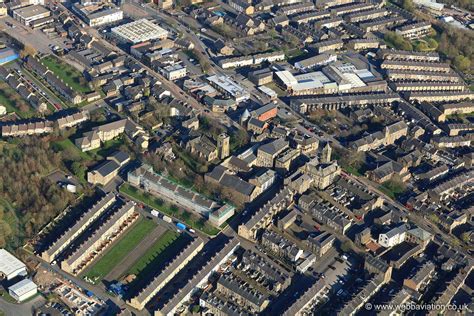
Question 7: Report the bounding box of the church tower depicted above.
[321,142,332,163]
[217,133,230,159]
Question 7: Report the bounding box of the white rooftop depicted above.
[8,279,37,296]
[207,75,249,100]
[111,19,168,43]
[0,249,26,280]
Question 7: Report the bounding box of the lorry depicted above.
[162,215,173,223]
[176,222,187,231]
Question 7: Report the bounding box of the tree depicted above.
[460,232,471,243]
[453,55,471,71]
[402,0,415,11]
[384,32,413,51]
[20,45,37,58]
[70,161,85,179]
[340,241,352,253]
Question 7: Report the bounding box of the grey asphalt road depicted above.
[0,295,45,316]
[0,16,66,55]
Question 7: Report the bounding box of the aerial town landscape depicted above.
[0,0,472,314]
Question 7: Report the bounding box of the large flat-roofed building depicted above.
[0,249,27,280]
[128,165,235,226]
[86,8,123,27]
[112,19,169,44]
[72,3,123,27]
[0,48,19,65]
[12,5,50,26]
[207,75,250,103]
[162,64,187,80]
[41,193,116,263]
[8,279,37,302]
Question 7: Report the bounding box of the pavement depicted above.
[0,295,45,316]
[0,16,67,55]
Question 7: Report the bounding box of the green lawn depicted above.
[378,180,407,200]
[88,137,124,159]
[52,139,92,161]
[126,230,178,276]
[41,55,92,94]
[83,218,157,282]
[120,184,220,236]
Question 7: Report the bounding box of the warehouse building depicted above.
[207,75,250,103]
[72,3,123,27]
[8,279,37,302]
[0,48,19,65]
[0,249,27,280]
[12,5,50,27]
[112,19,168,44]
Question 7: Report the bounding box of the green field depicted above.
[126,230,178,276]
[41,55,92,94]
[120,184,220,236]
[83,218,157,282]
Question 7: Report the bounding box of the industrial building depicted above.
[0,249,27,280]
[207,75,250,103]
[112,19,169,44]
[72,4,123,27]
[0,48,19,65]
[12,5,50,27]
[8,279,37,302]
